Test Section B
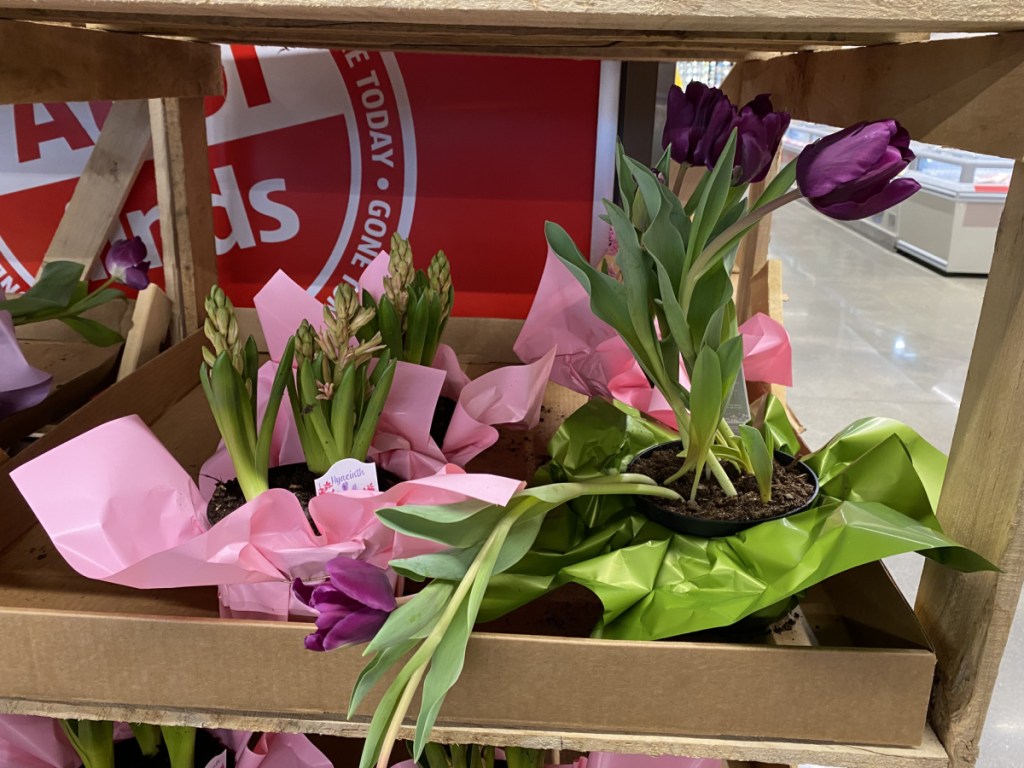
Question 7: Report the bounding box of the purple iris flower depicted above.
[293,556,397,651]
[796,120,922,220]
[104,237,151,290]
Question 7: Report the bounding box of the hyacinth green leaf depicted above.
[352,357,395,461]
[406,295,429,364]
[740,424,774,502]
[256,337,296,476]
[378,298,403,359]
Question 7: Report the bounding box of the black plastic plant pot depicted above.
[627,440,820,538]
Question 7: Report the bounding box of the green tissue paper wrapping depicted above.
[479,398,994,640]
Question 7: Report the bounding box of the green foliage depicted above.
[358,233,455,367]
[200,285,296,501]
[287,284,397,474]
[353,476,681,768]
[60,720,114,768]
[546,130,801,497]
[0,261,126,345]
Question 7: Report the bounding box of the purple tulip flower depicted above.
[796,120,922,221]
[293,556,397,651]
[662,82,735,167]
[663,84,790,186]
[732,94,791,184]
[104,237,151,290]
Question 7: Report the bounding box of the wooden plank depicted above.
[0,699,948,768]
[40,100,150,275]
[150,97,217,342]
[733,155,780,324]
[0,20,223,104]
[0,14,925,58]
[117,285,171,380]
[916,161,1024,768]
[0,0,1020,35]
[727,32,1024,158]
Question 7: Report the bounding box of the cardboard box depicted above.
[0,299,132,450]
[0,318,936,749]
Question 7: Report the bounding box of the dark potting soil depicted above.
[78,729,232,768]
[630,445,815,523]
[430,395,457,447]
[206,463,403,526]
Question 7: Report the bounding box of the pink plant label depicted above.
[315,458,380,495]
[202,754,228,768]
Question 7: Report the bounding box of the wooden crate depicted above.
[1,10,1023,768]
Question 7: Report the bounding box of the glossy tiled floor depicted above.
[771,204,1022,768]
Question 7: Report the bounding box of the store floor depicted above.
[770,204,1020,767]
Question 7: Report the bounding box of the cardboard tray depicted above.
[0,299,133,450]
[0,318,937,749]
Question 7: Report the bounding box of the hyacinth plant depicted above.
[288,282,397,475]
[309,475,682,768]
[547,83,920,502]
[358,233,454,366]
[200,285,296,502]
[0,237,152,346]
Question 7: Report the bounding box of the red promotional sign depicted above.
[0,47,607,318]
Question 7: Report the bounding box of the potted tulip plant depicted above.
[545,82,920,535]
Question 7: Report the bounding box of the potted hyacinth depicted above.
[545,82,921,536]
[202,237,452,522]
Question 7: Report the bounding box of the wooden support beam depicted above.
[725,32,1024,158]
[0,13,924,59]
[734,155,780,324]
[0,0,1021,35]
[150,97,216,343]
[40,100,150,276]
[0,20,223,104]
[916,160,1024,768]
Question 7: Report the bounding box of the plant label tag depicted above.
[203,754,229,768]
[315,458,380,495]
[723,365,752,429]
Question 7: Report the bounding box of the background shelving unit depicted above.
[2,6,1024,768]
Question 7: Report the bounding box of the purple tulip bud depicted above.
[293,556,397,651]
[104,237,151,290]
[796,120,922,221]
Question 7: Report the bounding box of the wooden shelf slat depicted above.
[0,698,949,768]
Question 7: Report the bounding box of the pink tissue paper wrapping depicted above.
[514,249,792,429]
[0,713,332,768]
